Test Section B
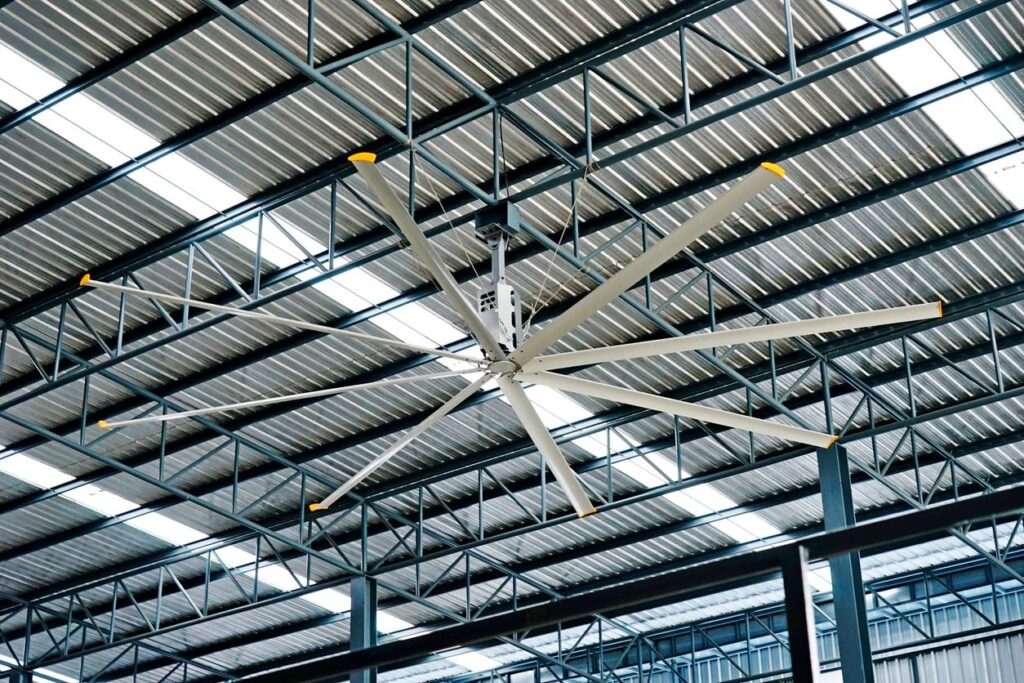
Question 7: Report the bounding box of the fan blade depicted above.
[96,370,478,430]
[496,376,596,517]
[80,275,484,366]
[310,373,490,511]
[349,153,508,361]
[523,371,836,449]
[511,163,784,365]
[524,302,943,372]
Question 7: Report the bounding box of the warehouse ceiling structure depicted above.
[0,0,1023,682]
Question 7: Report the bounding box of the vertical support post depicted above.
[406,38,416,218]
[53,302,67,381]
[10,670,33,683]
[678,27,691,124]
[329,180,338,270]
[986,310,1004,392]
[253,212,264,299]
[306,0,316,65]
[0,327,8,383]
[582,69,593,165]
[351,576,378,683]
[817,444,874,683]
[182,245,195,328]
[115,273,129,355]
[492,110,501,200]
[782,0,798,80]
[571,179,580,257]
[780,545,819,683]
[80,375,91,444]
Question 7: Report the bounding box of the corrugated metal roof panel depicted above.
[1,0,1023,678]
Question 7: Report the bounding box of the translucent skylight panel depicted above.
[0,655,78,683]
[13,15,955,666]
[61,484,137,517]
[0,452,75,489]
[822,0,1024,209]
[447,652,502,672]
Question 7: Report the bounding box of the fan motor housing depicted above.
[478,282,522,352]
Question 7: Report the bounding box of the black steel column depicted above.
[351,576,378,683]
[781,545,819,683]
[818,444,874,683]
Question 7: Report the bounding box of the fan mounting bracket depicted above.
[475,201,523,353]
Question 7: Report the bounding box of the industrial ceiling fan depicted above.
[82,154,942,518]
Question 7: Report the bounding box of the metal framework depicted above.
[439,550,1024,683]
[0,0,1022,681]
[222,486,1024,683]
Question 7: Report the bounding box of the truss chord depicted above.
[96,370,479,429]
[2,0,1024,675]
[0,20,1011,458]
[79,275,484,365]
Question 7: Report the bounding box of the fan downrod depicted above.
[475,201,523,355]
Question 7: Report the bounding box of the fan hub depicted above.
[488,359,519,376]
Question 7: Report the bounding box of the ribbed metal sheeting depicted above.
[1,0,1024,680]
[447,523,1024,678]
[876,632,1024,683]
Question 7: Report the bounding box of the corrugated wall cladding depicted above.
[876,633,1024,683]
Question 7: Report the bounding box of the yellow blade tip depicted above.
[936,300,943,317]
[79,273,91,286]
[97,420,110,430]
[309,503,329,512]
[348,152,377,163]
[760,162,785,177]
[827,434,840,448]
[577,507,598,519]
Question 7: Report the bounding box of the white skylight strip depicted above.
[0,85,476,676]
[0,33,789,674]
[821,0,1024,209]
[446,652,503,673]
[2,34,777,548]
[0,655,79,683]
[0,48,485,665]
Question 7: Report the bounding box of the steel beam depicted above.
[233,486,1024,683]
[19,393,1024,680]
[95,466,1024,683]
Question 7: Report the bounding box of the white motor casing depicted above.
[478,282,522,352]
